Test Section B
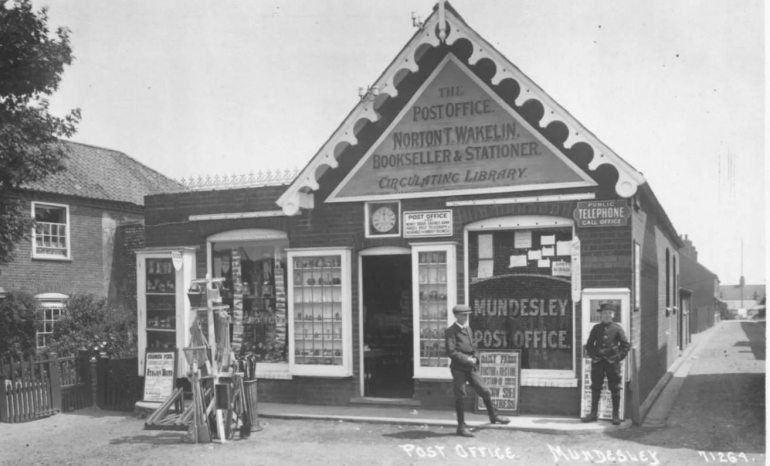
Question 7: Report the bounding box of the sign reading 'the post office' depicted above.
[573,200,631,227]
[403,210,452,238]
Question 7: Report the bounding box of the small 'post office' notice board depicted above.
[475,349,521,415]
[143,350,176,403]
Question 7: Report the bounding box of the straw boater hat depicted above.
[452,304,472,314]
[597,302,618,313]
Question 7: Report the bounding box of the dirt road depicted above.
[0,322,763,465]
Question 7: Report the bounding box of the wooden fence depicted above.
[0,351,92,423]
[96,355,143,412]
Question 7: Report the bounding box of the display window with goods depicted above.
[208,230,291,379]
[287,248,353,377]
[464,216,578,383]
[136,248,197,377]
[411,242,457,380]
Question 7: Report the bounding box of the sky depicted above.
[32,0,766,286]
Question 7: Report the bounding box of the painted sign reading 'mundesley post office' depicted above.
[327,55,596,202]
[573,200,632,227]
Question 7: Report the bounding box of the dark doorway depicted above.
[362,255,413,398]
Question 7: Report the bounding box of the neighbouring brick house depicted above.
[140,2,684,423]
[679,235,723,334]
[0,140,182,346]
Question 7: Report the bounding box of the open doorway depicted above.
[362,255,413,398]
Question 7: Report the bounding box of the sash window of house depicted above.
[32,202,70,259]
[36,293,69,349]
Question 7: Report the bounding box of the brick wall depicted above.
[631,196,681,407]
[1,193,143,299]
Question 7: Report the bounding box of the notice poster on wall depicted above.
[475,350,521,415]
[143,350,176,403]
[514,230,532,249]
[580,356,625,421]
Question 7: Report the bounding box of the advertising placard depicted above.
[475,350,521,415]
[403,210,453,238]
[143,350,176,402]
[580,356,626,421]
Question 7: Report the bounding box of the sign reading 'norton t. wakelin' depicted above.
[327,54,596,202]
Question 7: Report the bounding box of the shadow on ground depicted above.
[109,432,186,445]
[59,407,138,419]
[382,430,457,440]
[738,321,766,360]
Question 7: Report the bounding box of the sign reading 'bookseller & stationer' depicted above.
[573,200,631,227]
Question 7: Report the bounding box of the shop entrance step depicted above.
[349,397,421,408]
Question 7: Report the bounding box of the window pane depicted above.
[35,205,65,223]
[468,229,573,371]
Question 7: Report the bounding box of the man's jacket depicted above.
[445,324,478,372]
[584,321,630,364]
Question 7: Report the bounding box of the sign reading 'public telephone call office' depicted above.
[328,56,595,201]
[572,200,631,227]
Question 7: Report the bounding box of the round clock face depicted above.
[372,206,396,233]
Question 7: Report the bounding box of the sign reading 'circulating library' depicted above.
[327,55,596,202]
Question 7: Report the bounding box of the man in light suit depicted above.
[445,304,510,437]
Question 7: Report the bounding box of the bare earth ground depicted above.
[0,321,763,466]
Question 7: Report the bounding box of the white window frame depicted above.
[207,229,291,379]
[464,215,577,386]
[287,247,353,377]
[580,288,631,382]
[411,241,457,380]
[31,202,71,260]
[36,293,69,349]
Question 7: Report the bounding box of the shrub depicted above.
[0,290,39,357]
[49,294,137,358]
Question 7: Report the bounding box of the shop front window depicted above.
[291,255,343,366]
[288,248,352,377]
[211,237,289,365]
[411,242,456,380]
[417,251,449,369]
[467,225,574,373]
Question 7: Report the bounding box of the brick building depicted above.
[679,235,723,333]
[142,3,683,422]
[0,140,182,344]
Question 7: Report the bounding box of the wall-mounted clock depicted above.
[366,201,400,237]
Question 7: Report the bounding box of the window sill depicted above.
[31,255,72,262]
[256,371,293,380]
[521,377,577,388]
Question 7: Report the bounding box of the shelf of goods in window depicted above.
[147,315,176,331]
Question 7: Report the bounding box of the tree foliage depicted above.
[49,294,138,358]
[0,0,80,266]
[0,289,39,357]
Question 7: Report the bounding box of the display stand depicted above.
[145,274,260,442]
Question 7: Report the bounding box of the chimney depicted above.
[680,234,698,262]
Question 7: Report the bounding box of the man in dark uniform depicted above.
[445,304,510,437]
[581,302,630,425]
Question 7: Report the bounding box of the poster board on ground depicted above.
[580,356,626,420]
[143,349,177,402]
[474,349,521,415]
